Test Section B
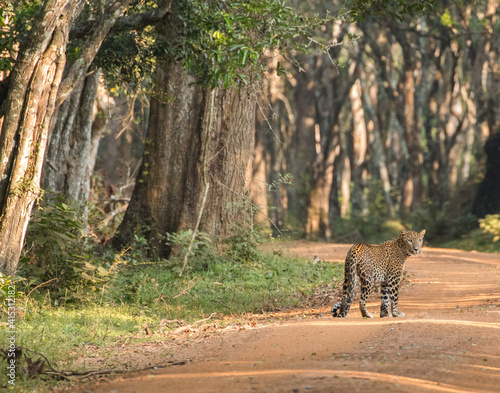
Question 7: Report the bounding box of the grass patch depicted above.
[0,250,343,391]
[110,253,342,318]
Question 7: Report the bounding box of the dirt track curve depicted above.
[71,242,500,393]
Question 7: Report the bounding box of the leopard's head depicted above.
[399,230,426,255]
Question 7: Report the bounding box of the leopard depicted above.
[331,230,426,318]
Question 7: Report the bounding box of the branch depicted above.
[26,278,57,298]
[56,0,133,107]
[70,0,173,39]
[178,181,209,277]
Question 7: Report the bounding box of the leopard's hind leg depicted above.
[332,248,358,318]
[330,302,342,317]
[359,280,374,318]
[336,274,356,317]
[380,284,391,317]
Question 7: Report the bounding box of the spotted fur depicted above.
[331,230,426,318]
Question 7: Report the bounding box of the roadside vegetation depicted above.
[0,196,343,391]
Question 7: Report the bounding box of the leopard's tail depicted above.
[331,248,358,318]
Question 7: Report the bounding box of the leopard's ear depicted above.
[419,229,426,237]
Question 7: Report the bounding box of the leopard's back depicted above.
[345,241,402,282]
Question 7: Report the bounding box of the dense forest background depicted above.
[252,0,500,244]
[0,0,499,278]
[93,0,500,245]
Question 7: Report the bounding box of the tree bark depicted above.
[399,41,424,216]
[42,68,104,207]
[361,73,396,217]
[349,79,368,216]
[288,58,317,227]
[112,62,256,257]
[251,128,269,226]
[0,0,82,275]
[305,45,359,238]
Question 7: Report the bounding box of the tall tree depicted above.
[112,1,326,255]
[0,0,149,274]
[42,0,172,206]
[112,62,256,256]
[42,68,104,206]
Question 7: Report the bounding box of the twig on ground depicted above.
[113,331,139,345]
[172,277,200,299]
[27,278,57,298]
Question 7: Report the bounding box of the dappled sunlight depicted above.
[468,365,500,373]
[466,353,500,360]
[442,367,500,383]
[421,255,500,267]
[400,292,500,308]
[288,318,500,330]
[126,368,482,393]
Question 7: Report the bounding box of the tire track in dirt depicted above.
[71,243,500,393]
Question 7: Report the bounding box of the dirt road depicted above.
[72,242,500,393]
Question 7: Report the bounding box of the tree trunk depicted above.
[349,79,368,216]
[305,48,359,238]
[472,132,500,217]
[261,52,292,234]
[42,68,105,208]
[400,45,424,216]
[339,132,351,219]
[306,134,338,240]
[361,74,396,217]
[251,129,269,226]
[287,58,317,227]
[112,62,256,257]
[0,0,82,275]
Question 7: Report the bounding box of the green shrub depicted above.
[479,214,500,242]
[19,194,114,302]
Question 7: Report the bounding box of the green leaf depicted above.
[97,267,109,276]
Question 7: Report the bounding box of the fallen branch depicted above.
[159,319,185,334]
[191,312,217,327]
[113,331,140,345]
[166,312,218,335]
